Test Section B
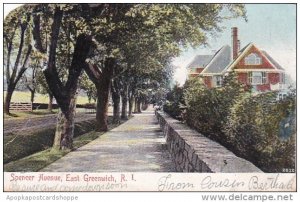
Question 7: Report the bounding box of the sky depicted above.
[173,4,296,85]
[3,4,296,86]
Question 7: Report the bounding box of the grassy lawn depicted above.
[4,119,127,172]
[4,90,91,104]
[4,109,59,120]
[4,90,98,120]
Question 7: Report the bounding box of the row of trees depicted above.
[4,4,246,150]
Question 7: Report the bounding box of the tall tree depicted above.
[33,5,94,149]
[20,3,246,139]
[119,73,130,119]
[111,77,122,123]
[84,4,246,131]
[83,4,133,131]
[19,51,45,104]
[4,6,33,114]
[84,59,116,131]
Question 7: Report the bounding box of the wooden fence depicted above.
[10,102,32,111]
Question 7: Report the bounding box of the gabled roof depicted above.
[222,43,254,73]
[261,51,284,70]
[224,43,285,72]
[186,55,213,69]
[201,45,232,75]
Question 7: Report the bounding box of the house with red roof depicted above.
[187,27,287,93]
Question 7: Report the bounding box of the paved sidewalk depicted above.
[42,108,175,172]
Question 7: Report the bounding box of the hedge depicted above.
[182,74,295,172]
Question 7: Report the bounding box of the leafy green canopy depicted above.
[5,4,246,102]
[87,4,246,99]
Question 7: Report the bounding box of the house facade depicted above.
[187,27,286,92]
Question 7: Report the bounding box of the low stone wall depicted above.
[156,110,262,173]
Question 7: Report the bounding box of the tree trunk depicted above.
[52,95,77,150]
[30,89,35,104]
[4,15,31,116]
[61,95,77,149]
[83,58,116,131]
[133,97,138,113]
[111,84,121,124]
[4,86,14,115]
[53,111,64,149]
[142,101,148,111]
[121,84,128,119]
[34,7,92,150]
[112,95,120,124]
[137,98,142,113]
[96,78,111,131]
[128,95,134,117]
[48,93,53,112]
[121,96,128,119]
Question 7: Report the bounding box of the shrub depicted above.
[184,73,295,172]
[184,73,247,143]
[163,84,185,120]
[224,91,296,172]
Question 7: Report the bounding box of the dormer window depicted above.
[245,53,262,65]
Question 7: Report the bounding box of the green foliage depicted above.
[85,4,246,105]
[4,5,33,88]
[184,73,246,142]
[6,3,247,111]
[79,73,97,103]
[163,84,185,120]
[183,73,295,172]
[224,92,296,172]
[35,70,50,95]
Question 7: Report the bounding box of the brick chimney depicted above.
[232,27,239,60]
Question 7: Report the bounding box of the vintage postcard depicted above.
[1,1,297,198]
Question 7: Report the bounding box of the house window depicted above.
[262,72,267,84]
[248,72,267,85]
[213,75,223,87]
[278,93,287,100]
[280,73,285,84]
[245,53,262,65]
